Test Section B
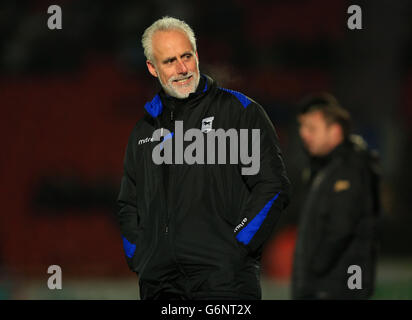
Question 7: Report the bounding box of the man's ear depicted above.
[146,60,158,78]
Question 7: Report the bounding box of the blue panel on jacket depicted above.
[236,192,280,245]
[122,236,136,258]
[144,94,163,118]
[219,88,252,108]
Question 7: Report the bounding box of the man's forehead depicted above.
[152,29,193,56]
[299,110,325,122]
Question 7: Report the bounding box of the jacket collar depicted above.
[144,74,213,118]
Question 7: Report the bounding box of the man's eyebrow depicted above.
[162,56,176,63]
[181,51,193,57]
[162,52,193,64]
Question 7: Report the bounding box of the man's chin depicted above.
[162,74,200,99]
[167,86,195,99]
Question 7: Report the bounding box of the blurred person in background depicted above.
[116,16,291,300]
[291,93,381,299]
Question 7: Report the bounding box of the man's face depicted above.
[146,29,200,99]
[298,110,337,156]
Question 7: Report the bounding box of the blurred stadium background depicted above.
[1,0,412,299]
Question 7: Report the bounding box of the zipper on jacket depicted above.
[164,106,175,235]
[155,116,170,236]
[165,165,174,235]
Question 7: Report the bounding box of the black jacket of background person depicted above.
[116,74,291,299]
[292,135,381,299]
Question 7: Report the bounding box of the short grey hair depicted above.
[142,16,197,63]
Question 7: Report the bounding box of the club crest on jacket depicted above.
[201,116,214,133]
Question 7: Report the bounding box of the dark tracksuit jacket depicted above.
[117,74,291,299]
[292,136,381,299]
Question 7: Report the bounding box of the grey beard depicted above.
[156,59,200,99]
[159,72,200,99]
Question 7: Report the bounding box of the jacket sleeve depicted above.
[116,126,140,271]
[234,100,291,256]
[310,167,366,275]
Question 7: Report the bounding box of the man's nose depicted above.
[176,59,188,74]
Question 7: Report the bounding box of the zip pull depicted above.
[171,110,174,121]
[165,226,169,234]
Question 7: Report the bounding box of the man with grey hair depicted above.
[141,16,200,99]
[116,16,291,300]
